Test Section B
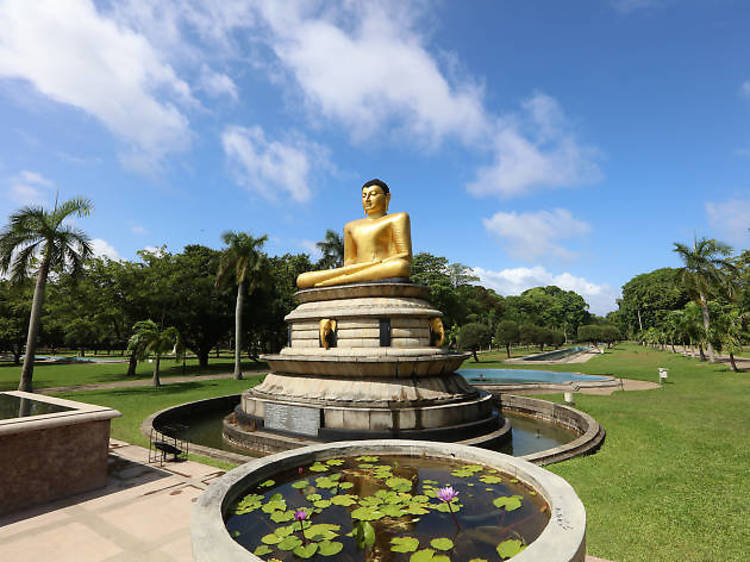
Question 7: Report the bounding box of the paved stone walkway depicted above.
[0,439,226,562]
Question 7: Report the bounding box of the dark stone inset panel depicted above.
[379,318,391,347]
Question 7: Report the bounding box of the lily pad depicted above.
[403,503,430,515]
[433,556,450,562]
[309,462,329,472]
[325,458,345,466]
[351,506,384,521]
[306,523,340,541]
[386,476,413,492]
[497,538,526,559]
[430,537,454,551]
[306,493,323,502]
[315,476,338,489]
[270,509,294,523]
[261,498,286,513]
[330,494,358,506]
[435,501,462,513]
[479,475,503,484]
[468,559,489,562]
[422,479,438,485]
[338,481,355,490]
[358,463,375,469]
[258,479,275,488]
[291,479,309,489]
[253,545,272,556]
[273,525,295,537]
[450,469,474,477]
[318,540,344,556]
[390,536,420,553]
[380,504,405,518]
[410,548,436,561]
[356,455,379,462]
[313,499,332,509]
[493,495,523,512]
[260,533,282,545]
[277,535,303,551]
[293,542,318,558]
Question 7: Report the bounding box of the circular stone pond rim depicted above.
[191,439,586,562]
[143,393,603,466]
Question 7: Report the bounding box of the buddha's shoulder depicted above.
[386,212,410,223]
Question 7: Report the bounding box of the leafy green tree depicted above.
[63,317,99,357]
[673,237,735,362]
[139,245,233,368]
[495,320,519,358]
[0,198,93,391]
[216,232,268,379]
[315,229,344,269]
[127,320,183,387]
[457,322,491,362]
[618,268,690,337]
[712,306,748,372]
[577,324,603,348]
[0,280,31,364]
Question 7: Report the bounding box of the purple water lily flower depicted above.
[294,508,308,543]
[437,485,458,503]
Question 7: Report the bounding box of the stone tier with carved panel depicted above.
[228,282,508,449]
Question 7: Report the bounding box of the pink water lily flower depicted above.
[294,508,308,521]
[437,485,458,503]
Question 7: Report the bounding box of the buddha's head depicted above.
[361,178,390,217]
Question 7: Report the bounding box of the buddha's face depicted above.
[362,185,390,216]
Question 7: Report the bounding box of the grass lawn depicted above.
[0,357,268,391]
[34,343,749,560]
[54,376,264,470]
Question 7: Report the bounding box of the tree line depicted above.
[608,236,749,371]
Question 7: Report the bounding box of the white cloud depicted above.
[473,265,619,316]
[5,170,56,206]
[254,2,487,145]
[222,125,314,203]
[299,239,322,259]
[90,238,121,260]
[0,0,192,173]
[741,81,750,99]
[706,199,750,245]
[483,208,590,261]
[467,94,602,198]
[199,65,238,100]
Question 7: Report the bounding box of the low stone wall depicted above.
[0,391,120,516]
[494,394,606,466]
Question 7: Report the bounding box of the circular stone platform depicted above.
[227,282,506,449]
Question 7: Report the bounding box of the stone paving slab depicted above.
[0,438,611,561]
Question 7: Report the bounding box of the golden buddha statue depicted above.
[297,179,412,289]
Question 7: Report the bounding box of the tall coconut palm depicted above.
[0,197,93,391]
[673,237,735,362]
[316,229,344,269]
[127,320,183,387]
[216,232,268,380]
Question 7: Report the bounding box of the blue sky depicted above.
[1,0,748,315]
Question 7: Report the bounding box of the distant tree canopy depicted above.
[618,268,690,337]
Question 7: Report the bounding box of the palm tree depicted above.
[127,320,183,387]
[316,229,344,269]
[673,237,735,362]
[216,232,268,380]
[0,197,93,391]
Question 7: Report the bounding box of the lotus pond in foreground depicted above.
[225,455,549,561]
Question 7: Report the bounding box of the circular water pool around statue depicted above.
[456,368,614,386]
[145,392,605,467]
[192,440,587,561]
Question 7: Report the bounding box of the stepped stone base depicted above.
[227,282,507,448]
